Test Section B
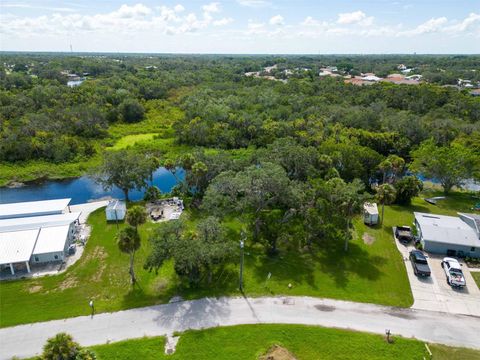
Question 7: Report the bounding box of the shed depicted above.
[106,200,126,221]
[363,202,379,225]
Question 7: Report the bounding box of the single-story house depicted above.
[414,212,480,258]
[0,199,80,275]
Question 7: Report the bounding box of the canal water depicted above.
[0,167,184,205]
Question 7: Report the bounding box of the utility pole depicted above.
[239,231,245,292]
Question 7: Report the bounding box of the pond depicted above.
[0,167,185,205]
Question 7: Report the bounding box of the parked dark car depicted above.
[409,250,431,277]
[395,226,414,243]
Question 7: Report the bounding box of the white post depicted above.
[25,261,31,273]
[9,263,14,275]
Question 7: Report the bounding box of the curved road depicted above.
[1,295,480,359]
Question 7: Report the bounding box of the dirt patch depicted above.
[84,246,108,262]
[59,275,79,290]
[28,285,43,293]
[92,263,107,282]
[152,278,169,293]
[314,304,336,312]
[362,232,376,245]
[259,345,297,360]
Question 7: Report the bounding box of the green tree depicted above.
[145,217,236,285]
[118,98,145,123]
[375,184,396,225]
[42,333,80,360]
[202,162,293,242]
[378,155,405,184]
[94,150,151,201]
[323,178,368,251]
[410,140,479,194]
[126,205,147,231]
[117,226,141,284]
[394,176,423,205]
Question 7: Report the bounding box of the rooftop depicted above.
[0,229,40,265]
[33,225,71,255]
[414,212,479,247]
[0,212,81,233]
[0,198,71,220]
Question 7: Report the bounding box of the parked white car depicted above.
[441,257,466,288]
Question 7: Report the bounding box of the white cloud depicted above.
[269,15,284,26]
[202,2,221,13]
[236,0,271,8]
[114,4,152,19]
[213,17,234,26]
[174,4,185,13]
[445,12,480,34]
[0,2,229,37]
[400,17,447,36]
[337,10,373,26]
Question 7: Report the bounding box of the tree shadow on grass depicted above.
[314,239,386,289]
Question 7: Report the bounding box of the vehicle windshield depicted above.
[450,268,463,275]
[416,259,428,264]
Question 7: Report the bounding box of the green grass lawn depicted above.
[91,324,480,360]
[1,192,476,328]
[472,272,480,290]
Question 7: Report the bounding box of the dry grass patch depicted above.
[362,232,376,245]
[260,345,297,360]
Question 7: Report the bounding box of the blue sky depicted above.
[1,0,479,53]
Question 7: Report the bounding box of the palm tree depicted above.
[117,226,141,284]
[376,184,396,225]
[126,205,147,231]
[42,332,79,360]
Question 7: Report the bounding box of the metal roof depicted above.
[106,200,126,211]
[414,212,480,247]
[363,202,378,215]
[0,229,40,265]
[33,225,70,255]
[0,198,71,220]
[0,212,80,233]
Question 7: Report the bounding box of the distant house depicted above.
[414,212,480,258]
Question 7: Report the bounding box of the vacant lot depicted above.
[0,192,475,328]
[92,324,480,360]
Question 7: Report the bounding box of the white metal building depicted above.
[0,199,80,275]
[0,198,71,220]
[414,212,480,258]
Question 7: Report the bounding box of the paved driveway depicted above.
[393,229,480,316]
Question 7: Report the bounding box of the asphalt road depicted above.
[1,296,480,359]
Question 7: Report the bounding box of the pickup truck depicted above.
[395,226,413,243]
[441,257,466,288]
[409,250,431,277]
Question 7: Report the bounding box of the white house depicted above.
[414,212,480,258]
[0,199,80,275]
